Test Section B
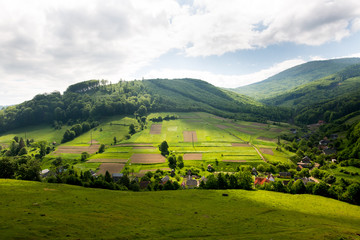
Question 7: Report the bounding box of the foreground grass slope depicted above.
[1,179,360,240]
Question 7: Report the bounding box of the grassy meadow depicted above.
[1,179,360,240]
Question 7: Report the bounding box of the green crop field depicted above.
[0,112,296,176]
[1,179,360,240]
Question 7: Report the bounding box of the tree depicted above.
[98,144,105,153]
[343,183,360,205]
[237,170,253,190]
[313,182,330,197]
[205,175,218,189]
[217,173,228,189]
[81,152,89,161]
[18,138,25,151]
[113,137,117,145]
[129,124,136,135]
[38,141,47,158]
[15,158,41,181]
[292,179,306,194]
[136,105,147,116]
[105,171,112,183]
[18,147,28,156]
[177,155,184,169]
[167,154,177,169]
[0,157,16,178]
[159,141,169,156]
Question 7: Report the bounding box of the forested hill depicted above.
[232,58,360,100]
[0,78,289,133]
[264,64,360,124]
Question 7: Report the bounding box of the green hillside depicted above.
[260,64,360,124]
[0,78,289,134]
[233,58,360,100]
[1,179,360,240]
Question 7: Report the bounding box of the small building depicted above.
[200,176,208,184]
[319,139,330,146]
[161,175,170,185]
[40,169,50,178]
[254,177,270,186]
[251,167,258,176]
[207,164,214,172]
[279,172,292,178]
[301,156,311,163]
[186,179,198,188]
[290,128,297,134]
[267,174,275,182]
[112,173,123,182]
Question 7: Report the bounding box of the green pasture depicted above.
[0,124,66,144]
[64,116,138,145]
[1,179,360,240]
[327,166,360,182]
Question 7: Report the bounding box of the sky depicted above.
[1,0,360,105]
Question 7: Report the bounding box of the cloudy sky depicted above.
[1,0,360,105]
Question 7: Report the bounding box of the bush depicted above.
[98,144,105,153]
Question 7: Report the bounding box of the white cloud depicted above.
[0,0,360,104]
[144,58,306,88]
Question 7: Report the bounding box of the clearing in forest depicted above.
[54,145,99,154]
[183,153,203,160]
[183,131,197,142]
[150,124,162,134]
[97,163,125,175]
[130,154,166,164]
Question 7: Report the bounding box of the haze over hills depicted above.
[232,58,360,100]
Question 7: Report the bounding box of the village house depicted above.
[267,173,275,182]
[40,169,50,178]
[251,167,258,176]
[297,156,312,170]
[186,178,198,188]
[279,172,292,178]
[161,175,170,185]
[112,173,123,182]
[254,177,270,186]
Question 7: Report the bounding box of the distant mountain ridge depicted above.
[233,58,360,100]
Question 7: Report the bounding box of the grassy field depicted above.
[0,112,296,176]
[1,179,360,240]
[0,124,66,144]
